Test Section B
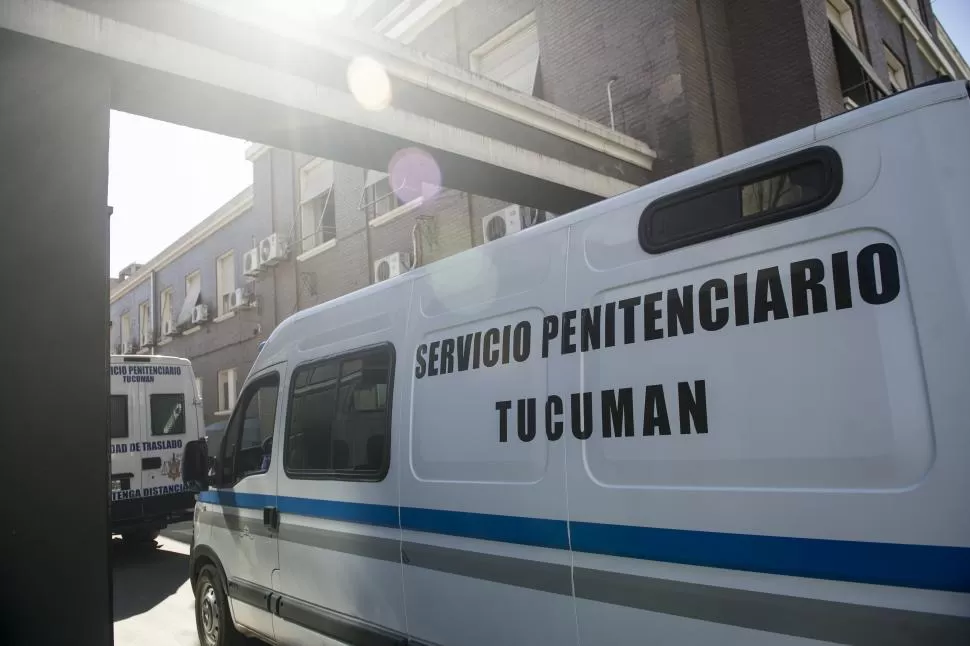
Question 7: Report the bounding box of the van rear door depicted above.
[109,362,145,511]
[142,365,191,497]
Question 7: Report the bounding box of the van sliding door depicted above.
[400,231,576,646]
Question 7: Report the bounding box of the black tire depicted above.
[194,563,246,646]
[121,528,159,545]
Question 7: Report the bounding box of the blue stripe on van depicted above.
[569,521,970,594]
[197,490,970,593]
[401,506,570,551]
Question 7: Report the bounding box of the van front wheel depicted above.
[195,564,245,646]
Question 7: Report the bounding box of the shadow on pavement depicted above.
[111,538,189,621]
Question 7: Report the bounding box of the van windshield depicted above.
[150,394,186,436]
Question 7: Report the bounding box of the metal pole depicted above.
[606,76,618,131]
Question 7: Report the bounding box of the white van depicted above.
[110,354,202,542]
[181,80,970,646]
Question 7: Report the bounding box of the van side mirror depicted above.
[182,439,209,492]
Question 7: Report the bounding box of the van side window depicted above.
[285,345,394,481]
[220,374,280,484]
[150,394,186,436]
[110,395,128,439]
[639,146,842,253]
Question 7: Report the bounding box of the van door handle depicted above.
[262,506,279,531]
[142,457,161,469]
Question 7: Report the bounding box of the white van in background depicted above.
[182,80,970,645]
[110,354,202,543]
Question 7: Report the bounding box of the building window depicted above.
[827,0,861,48]
[903,0,926,24]
[218,368,238,414]
[470,13,540,95]
[216,252,235,317]
[110,395,129,439]
[160,288,174,336]
[150,394,186,436]
[284,345,393,480]
[300,159,336,253]
[120,313,131,351]
[884,45,908,93]
[178,270,202,328]
[362,171,406,220]
[138,300,152,347]
[301,190,336,253]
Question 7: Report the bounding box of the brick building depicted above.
[109,0,968,425]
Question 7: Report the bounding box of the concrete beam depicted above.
[1,0,654,213]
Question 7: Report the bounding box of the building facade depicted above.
[110,0,968,425]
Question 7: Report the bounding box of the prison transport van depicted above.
[110,354,202,542]
[181,80,970,646]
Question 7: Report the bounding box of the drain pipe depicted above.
[606,76,618,131]
[149,269,155,355]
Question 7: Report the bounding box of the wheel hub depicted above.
[199,582,220,645]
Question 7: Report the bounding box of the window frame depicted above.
[469,12,539,95]
[185,270,201,297]
[301,188,336,253]
[149,393,187,436]
[884,44,909,93]
[363,176,404,221]
[120,312,131,350]
[639,146,843,254]
[138,300,152,347]
[217,368,238,414]
[160,287,174,333]
[110,394,129,439]
[283,342,396,483]
[218,371,281,487]
[827,0,862,49]
[216,251,236,317]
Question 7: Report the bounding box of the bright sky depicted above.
[108,112,252,276]
[108,4,970,277]
[935,0,970,64]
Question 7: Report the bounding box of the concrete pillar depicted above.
[0,33,112,645]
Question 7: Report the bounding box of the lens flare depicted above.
[347,57,392,111]
[388,148,442,203]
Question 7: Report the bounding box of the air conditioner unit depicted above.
[482,205,524,242]
[191,304,209,325]
[230,287,253,311]
[259,233,288,266]
[373,252,407,283]
[122,341,134,354]
[161,319,175,337]
[243,248,261,276]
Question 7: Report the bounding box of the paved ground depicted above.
[112,522,265,646]
[112,523,200,646]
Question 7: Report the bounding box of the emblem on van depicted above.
[162,452,182,480]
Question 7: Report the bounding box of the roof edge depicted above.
[110,185,254,303]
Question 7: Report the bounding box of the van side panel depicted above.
[564,94,970,644]
[272,283,411,644]
[400,232,578,646]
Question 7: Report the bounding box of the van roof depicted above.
[253,80,970,375]
[110,354,192,367]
